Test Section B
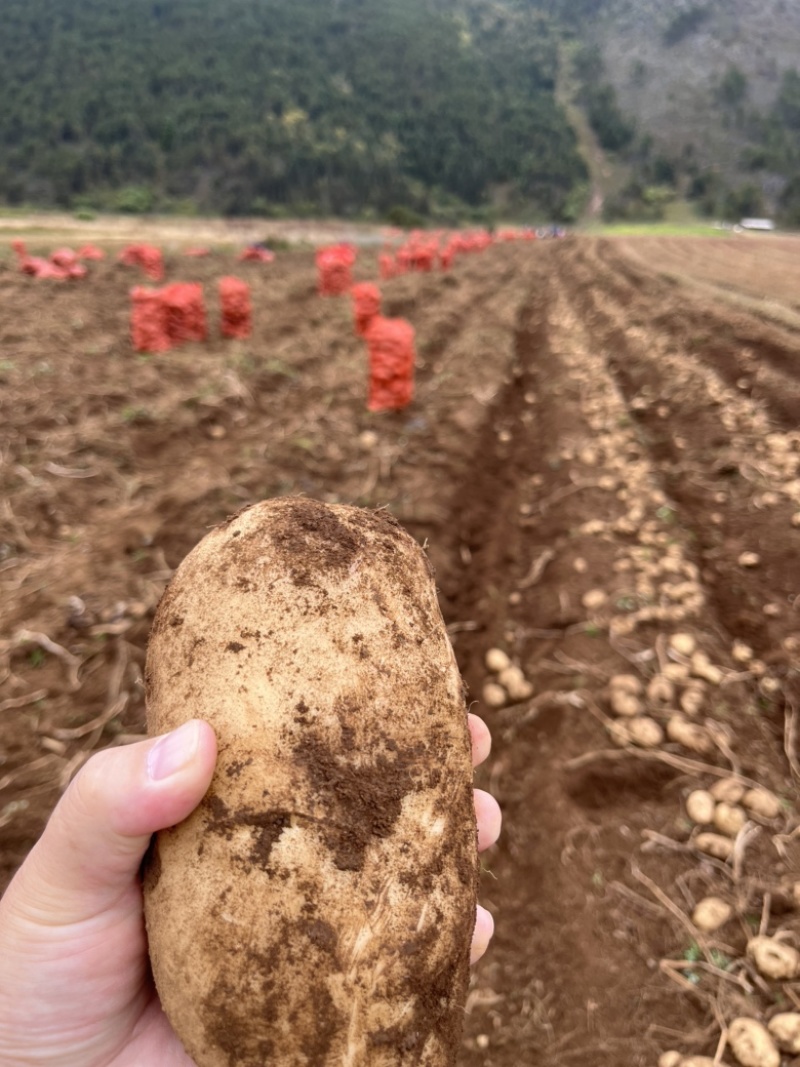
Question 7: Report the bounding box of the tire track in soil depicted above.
[558,242,799,685]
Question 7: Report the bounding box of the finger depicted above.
[468,713,491,768]
[470,904,495,964]
[474,788,502,852]
[9,720,217,925]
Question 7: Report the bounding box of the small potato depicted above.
[483,682,507,708]
[680,684,705,717]
[667,715,713,754]
[582,589,607,611]
[663,662,689,682]
[686,790,716,825]
[609,691,643,717]
[485,648,511,674]
[742,788,782,820]
[690,652,723,686]
[143,499,479,1067]
[767,1012,800,1053]
[670,632,697,657]
[692,896,733,933]
[497,666,533,702]
[695,833,734,861]
[647,674,675,705]
[626,716,664,748]
[728,1017,779,1067]
[714,802,746,838]
[747,937,800,980]
[658,1053,682,1067]
[710,778,746,805]
[609,674,643,696]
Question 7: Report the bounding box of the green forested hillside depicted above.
[0,0,587,220]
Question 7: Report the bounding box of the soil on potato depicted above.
[1,233,799,1066]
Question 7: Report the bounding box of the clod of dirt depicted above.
[728,1017,780,1067]
[742,788,782,820]
[497,666,532,702]
[667,715,713,754]
[695,833,734,861]
[482,682,507,709]
[686,790,716,825]
[626,716,664,748]
[713,802,746,837]
[692,896,733,933]
[485,648,511,674]
[737,552,761,568]
[767,1012,800,1053]
[710,778,746,805]
[669,633,697,657]
[747,937,800,980]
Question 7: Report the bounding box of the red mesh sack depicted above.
[130,287,171,353]
[50,247,79,269]
[161,283,207,344]
[351,282,381,337]
[378,253,397,280]
[77,244,105,260]
[238,246,275,263]
[219,276,252,339]
[315,243,356,296]
[119,244,165,281]
[365,316,415,413]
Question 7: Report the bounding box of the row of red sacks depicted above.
[11,240,104,279]
[10,242,275,282]
[131,278,252,352]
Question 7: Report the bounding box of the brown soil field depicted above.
[1,233,799,1067]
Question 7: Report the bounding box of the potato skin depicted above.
[143,498,478,1067]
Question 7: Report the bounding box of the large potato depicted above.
[143,498,479,1067]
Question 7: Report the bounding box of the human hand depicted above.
[0,716,500,1067]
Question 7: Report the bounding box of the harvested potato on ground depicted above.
[686,790,716,825]
[767,1012,800,1053]
[626,716,664,748]
[742,787,782,820]
[658,1053,682,1067]
[714,802,746,837]
[728,1018,779,1067]
[692,896,733,933]
[485,648,511,674]
[143,499,479,1067]
[710,778,746,805]
[695,833,734,861]
[498,665,533,702]
[747,936,800,980]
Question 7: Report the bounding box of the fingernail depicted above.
[147,721,200,781]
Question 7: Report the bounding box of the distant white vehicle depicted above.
[740,218,775,231]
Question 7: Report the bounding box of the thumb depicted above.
[6,720,217,926]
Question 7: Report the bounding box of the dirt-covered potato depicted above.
[143,498,479,1067]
